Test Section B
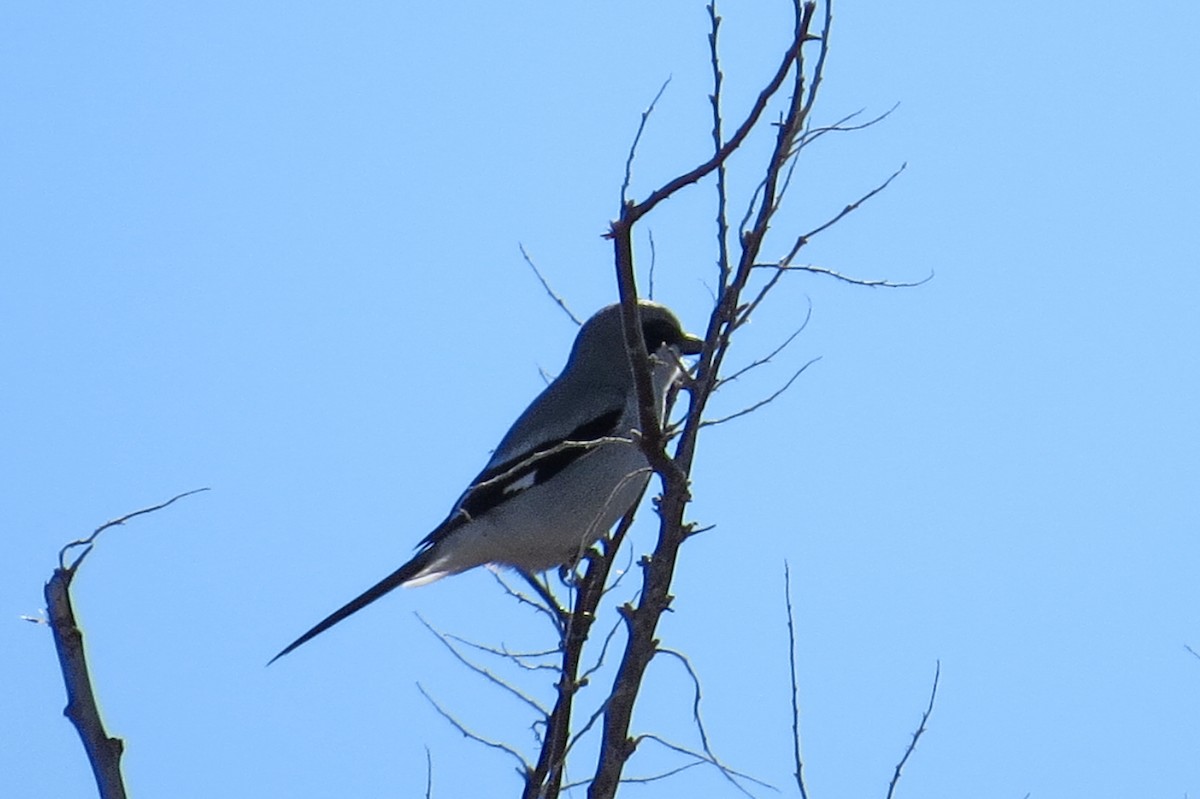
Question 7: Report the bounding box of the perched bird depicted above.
[271,300,703,662]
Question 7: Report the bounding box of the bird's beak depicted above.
[680,333,704,356]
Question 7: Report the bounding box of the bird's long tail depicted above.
[268,550,433,664]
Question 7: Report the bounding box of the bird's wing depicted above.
[484,378,627,471]
[417,381,627,550]
[268,381,628,663]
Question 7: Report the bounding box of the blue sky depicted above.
[4,1,1198,797]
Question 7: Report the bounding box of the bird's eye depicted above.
[641,318,682,353]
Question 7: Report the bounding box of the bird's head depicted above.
[565,300,703,386]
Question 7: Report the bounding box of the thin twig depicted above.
[491,570,564,634]
[885,661,941,799]
[702,357,820,428]
[753,262,932,289]
[415,614,549,716]
[717,305,812,386]
[58,487,210,571]
[579,617,623,683]
[566,697,611,758]
[521,569,570,631]
[625,5,815,224]
[657,647,756,798]
[424,746,433,799]
[444,634,560,672]
[779,163,907,263]
[519,243,581,326]
[562,761,705,791]
[416,682,531,775]
[708,1,733,292]
[802,0,833,118]
[621,77,673,207]
[47,489,209,799]
[777,103,898,209]
[634,733,774,791]
[784,562,810,799]
[797,104,899,151]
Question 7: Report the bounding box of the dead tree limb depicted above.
[41,488,208,799]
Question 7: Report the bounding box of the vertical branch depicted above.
[610,207,666,466]
[45,567,128,799]
[885,662,941,799]
[41,489,207,799]
[681,0,817,475]
[524,498,644,799]
[589,7,819,798]
[784,562,811,799]
[708,2,732,293]
[803,0,833,118]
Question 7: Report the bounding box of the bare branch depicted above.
[44,571,127,799]
[1185,644,1200,662]
[702,357,821,428]
[563,761,705,791]
[415,613,549,717]
[753,262,932,289]
[657,647,757,798]
[490,570,565,635]
[784,562,810,799]
[594,6,823,796]
[424,746,433,799]
[802,0,833,117]
[521,569,570,631]
[707,1,733,290]
[613,761,705,786]
[625,3,817,224]
[885,661,941,799]
[580,617,624,683]
[444,634,560,672]
[567,697,611,758]
[718,304,812,386]
[776,104,898,211]
[797,104,899,150]
[519,243,581,326]
[46,490,208,799]
[58,487,210,571]
[779,163,907,263]
[621,77,673,207]
[598,531,638,601]
[417,682,531,775]
[634,733,774,792]
[526,489,646,799]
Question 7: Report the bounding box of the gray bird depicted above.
[271,300,703,661]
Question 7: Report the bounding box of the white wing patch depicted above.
[502,471,538,495]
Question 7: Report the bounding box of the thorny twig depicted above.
[657,647,760,798]
[621,77,674,207]
[885,661,941,799]
[416,613,549,717]
[519,243,581,326]
[417,683,531,775]
[785,562,811,799]
[702,357,821,428]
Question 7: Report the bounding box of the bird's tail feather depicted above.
[268,550,433,664]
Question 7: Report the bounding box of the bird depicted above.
[270,300,703,662]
